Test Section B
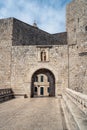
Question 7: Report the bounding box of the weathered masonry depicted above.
[0,0,87,98]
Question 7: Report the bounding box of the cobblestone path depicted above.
[0,97,67,130]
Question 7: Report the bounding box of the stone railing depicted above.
[0,88,15,102]
[64,88,87,114]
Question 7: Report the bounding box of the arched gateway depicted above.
[31,69,55,97]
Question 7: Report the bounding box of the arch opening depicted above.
[31,69,55,97]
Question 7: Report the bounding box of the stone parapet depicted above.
[65,88,87,114]
[62,88,87,130]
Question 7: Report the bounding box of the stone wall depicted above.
[11,45,68,97]
[0,18,13,88]
[0,0,87,97]
[67,0,87,93]
[66,0,87,45]
[0,18,68,97]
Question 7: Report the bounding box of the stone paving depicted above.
[0,97,67,130]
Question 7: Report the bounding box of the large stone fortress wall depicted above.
[11,19,68,96]
[0,0,87,97]
[67,0,87,93]
[0,18,68,97]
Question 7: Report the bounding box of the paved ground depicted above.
[0,97,67,130]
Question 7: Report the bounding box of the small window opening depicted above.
[48,87,50,93]
[41,76,44,82]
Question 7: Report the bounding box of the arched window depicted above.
[41,50,46,61]
[41,76,44,82]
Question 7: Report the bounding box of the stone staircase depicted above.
[61,88,87,130]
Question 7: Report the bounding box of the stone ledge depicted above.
[62,88,87,130]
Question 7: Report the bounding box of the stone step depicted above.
[61,94,87,130]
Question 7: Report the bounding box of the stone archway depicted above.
[31,68,55,97]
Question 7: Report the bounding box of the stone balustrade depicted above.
[62,88,87,130]
[64,88,87,114]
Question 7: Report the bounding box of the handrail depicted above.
[66,88,87,101]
